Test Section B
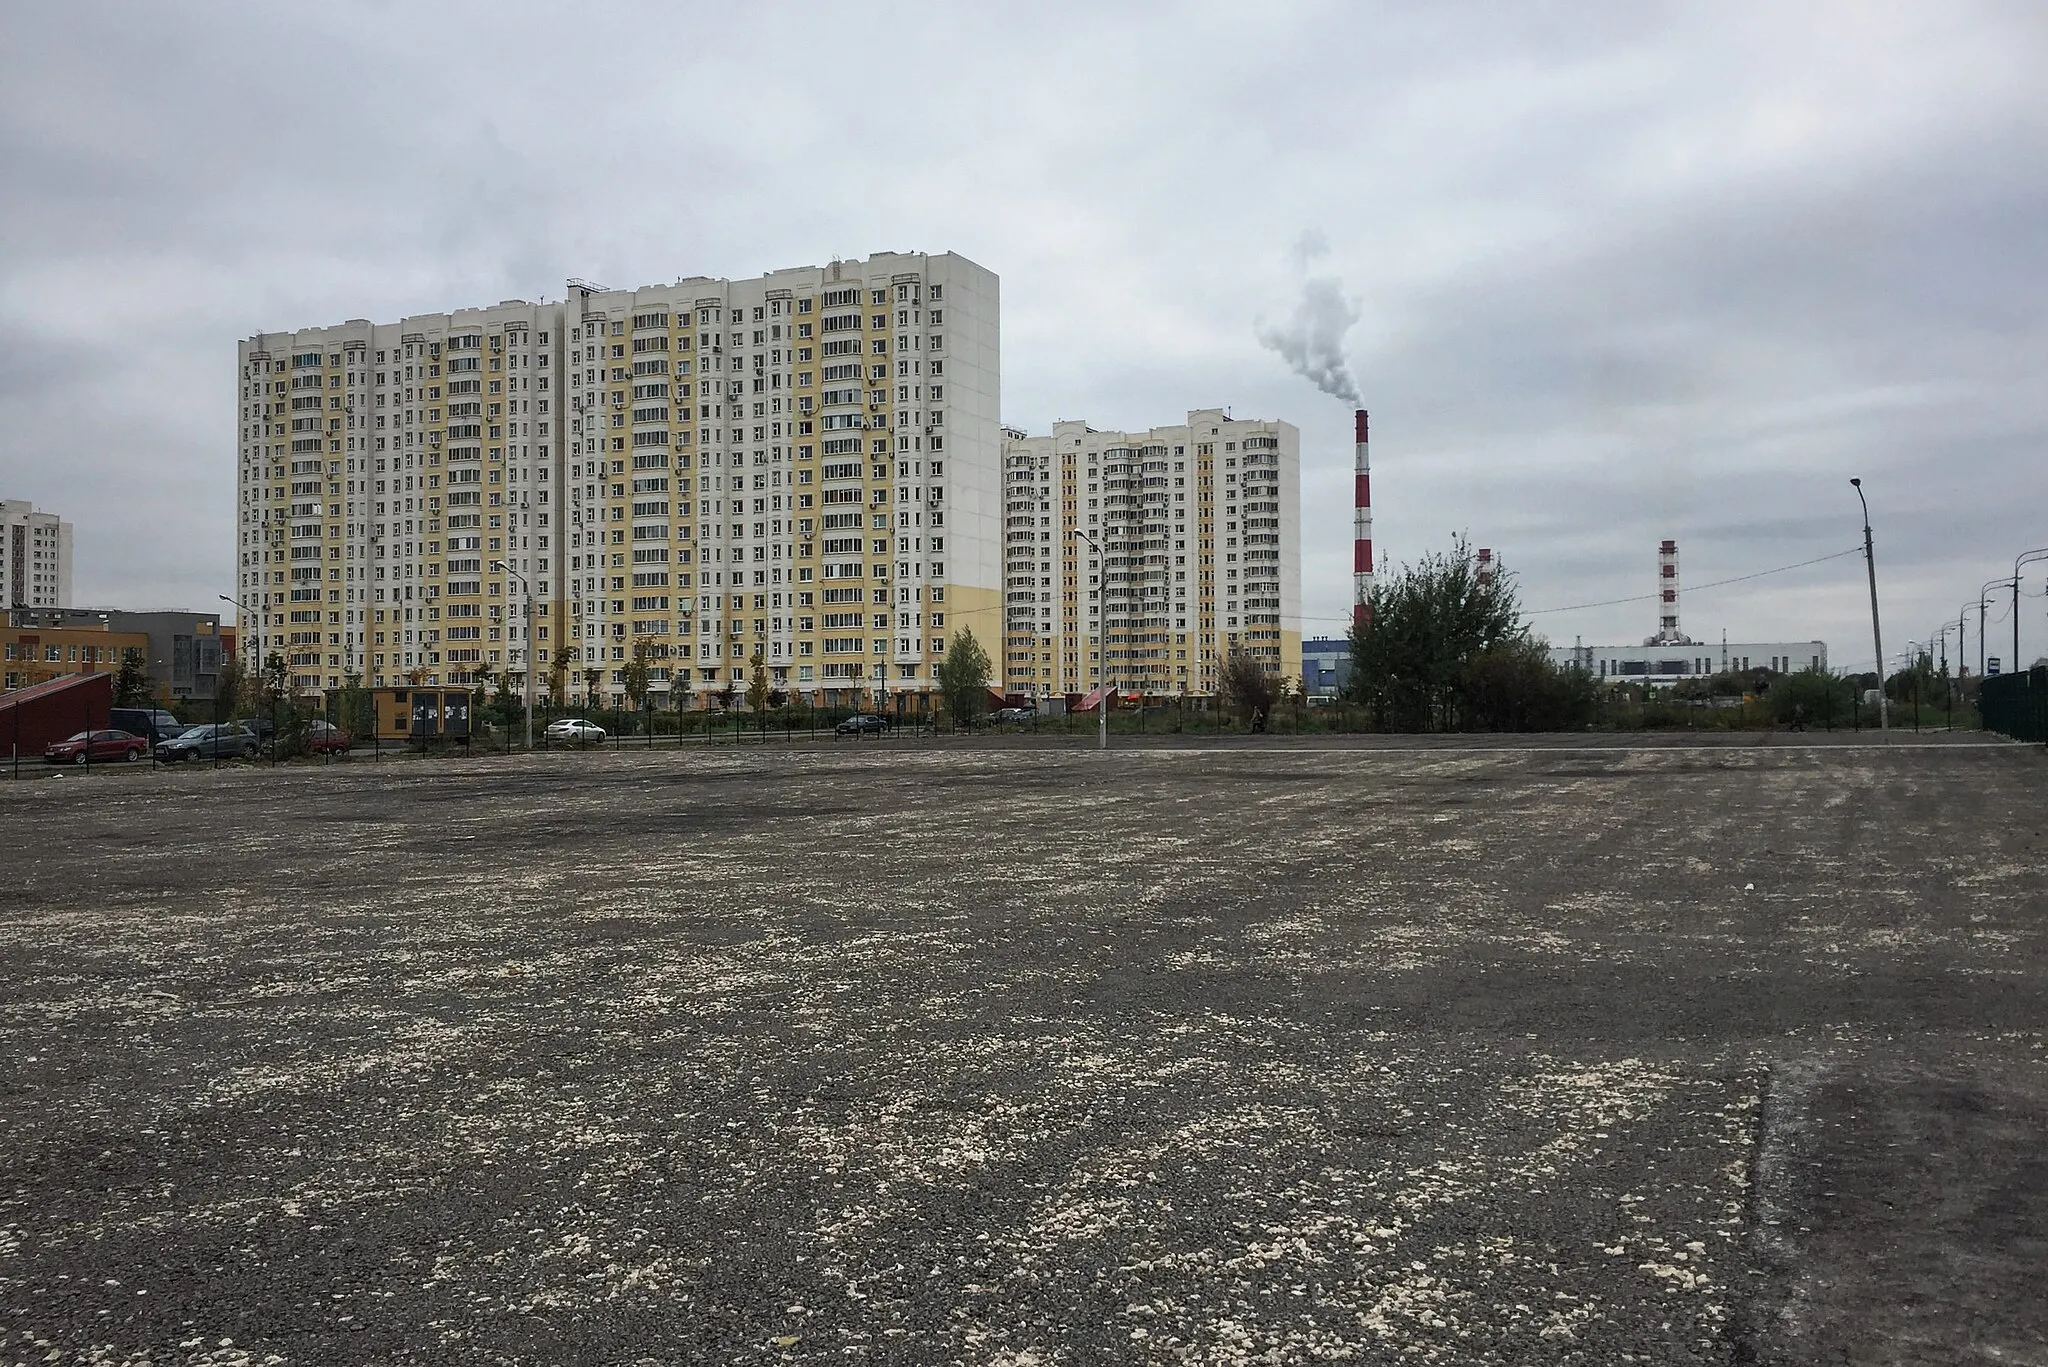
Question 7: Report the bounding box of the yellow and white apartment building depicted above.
[236,252,1000,708]
[999,411,1302,700]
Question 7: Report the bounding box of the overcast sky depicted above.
[3,2,2044,671]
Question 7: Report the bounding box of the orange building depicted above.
[1,619,151,694]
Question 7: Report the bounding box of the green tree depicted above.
[622,641,652,712]
[264,651,291,702]
[491,667,520,728]
[263,652,309,757]
[466,666,493,738]
[1463,640,1598,731]
[1220,645,1280,726]
[214,653,246,721]
[1348,540,1537,731]
[747,649,771,730]
[937,627,992,729]
[548,649,572,709]
[335,672,374,738]
[1885,650,1939,709]
[113,648,153,706]
[1770,666,1854,729]
[582,667,604,709]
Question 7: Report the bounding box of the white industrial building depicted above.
[1548,638,1828,682]
[1545,540,1827,682]
[1,500,72,610]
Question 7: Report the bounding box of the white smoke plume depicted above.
[1256,230,1364,407]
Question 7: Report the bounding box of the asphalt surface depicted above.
[1,734,2042,1365]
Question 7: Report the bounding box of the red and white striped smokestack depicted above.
[1352,408,1373,629]
[1656,539,1680,642]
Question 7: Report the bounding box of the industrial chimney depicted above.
[1352,409,1373,629]
[1476,547,1494,585]
[1648,539,1691,645]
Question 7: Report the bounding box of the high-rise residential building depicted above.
[1,500,73,610]
[236,252,999,708]
[998,410,1301,700]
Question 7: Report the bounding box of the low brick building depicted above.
[0,672,114,760]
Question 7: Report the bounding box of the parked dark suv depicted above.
[156,724,259,763]
[109,708,187,747]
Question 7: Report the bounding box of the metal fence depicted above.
[7,685,2017,780]
[1980,667,2047,744]
[190,689,1963,757]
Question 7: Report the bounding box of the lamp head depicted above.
[1850,477,1861,487]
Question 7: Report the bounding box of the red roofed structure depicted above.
[1,672,114,761]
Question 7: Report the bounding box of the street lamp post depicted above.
[2016,548,2048,674]
[1978,576,2017,679]
[219,593,258,671]
[491,561,535,750]
[1849,479,1888,736]
[1070,526,1108,750]
[1905,640,1925,733]
[1959,601,1972,686]
[1935,621,1956,730]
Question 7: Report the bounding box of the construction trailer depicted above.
[368,687,474,744]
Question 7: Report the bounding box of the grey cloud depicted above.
[1,1,2044,667]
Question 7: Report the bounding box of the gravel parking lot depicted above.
[2,735,2043,1365]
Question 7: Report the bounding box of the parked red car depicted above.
[306,720,353,755]
[44,729,150,765]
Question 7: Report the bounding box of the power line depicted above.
[1524,546,1865,615]
[1295,544,1870,628]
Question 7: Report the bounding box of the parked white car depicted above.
[544,718,607,743]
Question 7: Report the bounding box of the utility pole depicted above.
[1850,479,1887,736]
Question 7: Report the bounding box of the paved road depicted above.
[2,739,2042,1364]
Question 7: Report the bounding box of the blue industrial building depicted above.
[1303,637,1351,698]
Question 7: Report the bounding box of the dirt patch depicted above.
[0,739,2042,1364]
